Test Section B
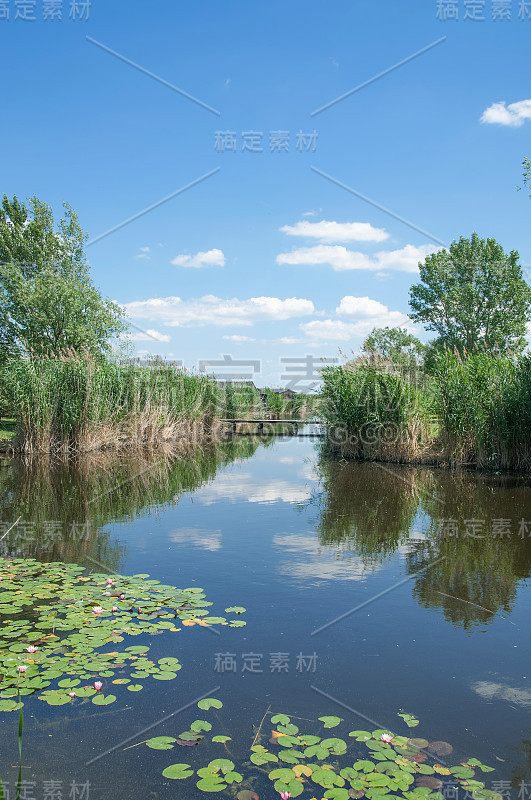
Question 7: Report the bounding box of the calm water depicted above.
[0,435,531,799]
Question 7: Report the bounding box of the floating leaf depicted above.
[408,739,429,750]
[225,607,246,614]
[325,790,350,800]
[319,715,342,728]
[271,714,291,725]
[237,792,259,800]
[146,736,177,750]
[212,735,231,743]
[293,765,313,778]
[451,767,475,779]
[277,723,299,736]
[398,713,420,728]
[191,720,213,733]
[127,684,143,692]
[162,763,194,780]
[92,694,116,705]
[198,698,223,710]
[250,752,278,766]
[153,671,178,681]
[350,731,373,741]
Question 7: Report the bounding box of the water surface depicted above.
[0,436,530,799]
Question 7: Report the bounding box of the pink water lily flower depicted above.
[112,606,118,613]
[17,665,28,673]
[106,578,113,585]
[26,646,38,653]
[380,733,394,744]
[68,692,76,698]
[120,594,125,600]
[280,793,291,800]
[94,681,102,691]
[92,606,103,615]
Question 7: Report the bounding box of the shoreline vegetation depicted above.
[0,351,316,454]
[320,350,531,472]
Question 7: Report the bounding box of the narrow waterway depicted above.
[0,435,530,800]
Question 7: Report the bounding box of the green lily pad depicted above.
[319,715,342,728]
[191,720,213,733]
[271,714,291,725]
[198,698,223,710]
[146,736,177,750]
[162,763,194,779]
[92,694,116,705]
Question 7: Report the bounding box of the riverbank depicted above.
[0,353,316,454]
[320,350,531,472]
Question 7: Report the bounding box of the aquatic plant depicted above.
[147,705,498,800]
[319,364,432,463]
[0,557,245,709]
[0,352,221,453]
[433,350,531,469]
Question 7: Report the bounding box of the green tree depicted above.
[0,194,125,363]
[409,233,531,355]
[362,326,427,366]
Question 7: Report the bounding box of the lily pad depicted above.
[146,736,177,750]
[198,698,223,710]
[162,763,194,779]
[319,715,342,728]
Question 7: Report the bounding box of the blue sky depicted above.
[2,0,531,386]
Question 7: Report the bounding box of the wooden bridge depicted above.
[219,419,323,436]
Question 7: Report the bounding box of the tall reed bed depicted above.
[433,350,531,469]
[0,352,221,453]
[319,361,432,462]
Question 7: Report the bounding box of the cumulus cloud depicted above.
[481,99,531,127]
[123,295,315,328]
[128,329,171,343]
[300,296,410,342]
[222,334,256,342]
[277,244,437,273]
[280,220,389,243]
[171,248,226,268]
[337,296,395,317]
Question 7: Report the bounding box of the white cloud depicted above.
[171,248,226,268]
[169,527,222,552]
[123,295,315,328]
[472,681,531,708]
[273,534,383,583]
[280,220,389,243]
[337,296,394,317]
[301,296,409,342]
[222,335,256,342]
[135,246,151,260]
[481,99,531,127]
[197,474,311,505]
[128,329,171,343]
[276,244,437,273]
